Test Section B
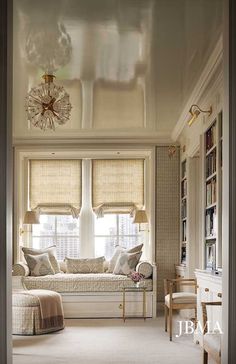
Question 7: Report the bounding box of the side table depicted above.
[122,286,147,322]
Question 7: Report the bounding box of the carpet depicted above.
[13,316,202,364]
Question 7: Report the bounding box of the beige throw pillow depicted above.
[22,245,60,274]
[113,251,142,275]
[65,256,105,273]
[108,243,143,273]
[24,253,55,276]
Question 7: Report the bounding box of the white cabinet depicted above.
[194,269,222,346]
[61,292,154,319]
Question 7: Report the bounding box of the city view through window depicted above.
[32,213,141,260]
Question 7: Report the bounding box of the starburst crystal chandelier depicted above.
[26,74,72,131]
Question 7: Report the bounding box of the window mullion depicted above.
[117,214,119,245]
[55,216,57,246]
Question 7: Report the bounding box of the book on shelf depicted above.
[181,246,186,264]
[206,149,216,177]
[181,179,187,197]
[181,199,187,219]
[205,207,217,237]
[206,178,217,206]
[182,220,187,241]
[182,161,186,180]
[206,123,216,152]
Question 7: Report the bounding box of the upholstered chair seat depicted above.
[164,278,197,341]
[165,292,197,306]
[202,301,222,364]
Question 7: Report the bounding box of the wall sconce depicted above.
[168,145,177,159]
[188,104,212,126]
[20,210,40,235]
[133,209,149,232]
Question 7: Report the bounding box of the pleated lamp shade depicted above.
[23,211,40,224]
[133,209,148,224]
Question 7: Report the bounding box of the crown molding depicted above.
[171,35,223,142]
[13,132,175,146]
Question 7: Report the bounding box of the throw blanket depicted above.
[22,289,64,330]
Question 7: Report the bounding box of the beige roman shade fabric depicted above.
[92,159,144,217]
[30,160,82,217]
[93,81,144,130]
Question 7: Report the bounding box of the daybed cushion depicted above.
[22,273,153,292]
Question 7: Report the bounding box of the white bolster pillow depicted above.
[12,262,30,277]
[136,261,153,278]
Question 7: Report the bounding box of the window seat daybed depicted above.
[12,262,157,319]
[22,273,153,292]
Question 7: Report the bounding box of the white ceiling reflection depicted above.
[13,0,222,135]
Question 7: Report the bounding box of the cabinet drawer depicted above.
[62,294,153,318]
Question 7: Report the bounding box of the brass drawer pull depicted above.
[119,304,123,309]
[217,293,222,298]
[205,288,209,292]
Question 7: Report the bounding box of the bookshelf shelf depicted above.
[206,172,217,182]
[206,144,217,157]
[206,202,217,210]
[205,235,217,240]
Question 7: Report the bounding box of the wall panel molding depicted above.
[0,0,13,362]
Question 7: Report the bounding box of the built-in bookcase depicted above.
[180,160,187,265]
[204,111,223,270]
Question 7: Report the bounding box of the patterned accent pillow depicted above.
[65,256,105,273]
[24,253,55,276]
[113,251,142,275]
[108,243,143,273]
[22,245,60,274]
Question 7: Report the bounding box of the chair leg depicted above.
[164,306,168,332]
[194,307,197,329]
[169,307,172,341]
[203,349,208,364]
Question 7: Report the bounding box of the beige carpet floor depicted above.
[13,316,203,364]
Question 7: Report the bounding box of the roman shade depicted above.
[92,159,144,217]
[30,160,82,217]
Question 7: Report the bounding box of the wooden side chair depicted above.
[164,278,197,341]
[202,301,222,364]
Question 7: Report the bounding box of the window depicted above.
[95,214,141,259]
[26,157,147,260]
[32,215,80,260]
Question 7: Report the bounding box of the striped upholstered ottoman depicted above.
[12,290,65,335]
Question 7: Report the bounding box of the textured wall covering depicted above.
[156,146,180,301]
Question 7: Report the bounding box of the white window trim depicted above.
[14,146,155,263]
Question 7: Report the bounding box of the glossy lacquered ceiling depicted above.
[13,0,222,138]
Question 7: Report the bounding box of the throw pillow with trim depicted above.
[65,256,105,273]
[21,245,60,274]
[113,251,142,275]
[24,253,55,276]
[108,243,143,273]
